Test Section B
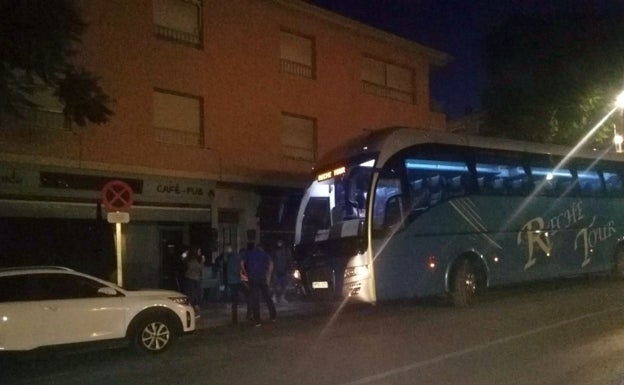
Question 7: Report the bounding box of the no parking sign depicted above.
[101,180,134,212]
[101,179,133,286]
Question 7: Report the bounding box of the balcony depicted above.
[280,59,314,79]
[362,81,414,104]
[155,25,201,47]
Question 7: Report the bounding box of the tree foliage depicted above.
[0,0,112,127]
[481,11,624,146]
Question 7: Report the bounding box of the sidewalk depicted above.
[195,299,322,329]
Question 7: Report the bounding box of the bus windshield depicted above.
[298,158,375,244]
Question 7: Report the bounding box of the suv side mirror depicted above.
[98,287,119,297]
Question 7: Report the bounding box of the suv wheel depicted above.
[132,316,176,354]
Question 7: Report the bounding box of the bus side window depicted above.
[480,176,505,195]
[373,177,402,231]
[577,169,602,197]
[531,166,573,197]
[427,175,444,206]
[384,195,404,229]
[447,175,466,197]
[604,172,624,196]
[475,161,526,196]
[410,179,429,211]
[507,176,528,195]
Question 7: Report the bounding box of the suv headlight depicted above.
[344,265,368,279]
[169,296,190,305]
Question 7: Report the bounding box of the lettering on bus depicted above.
[575,217,616,267]
[517,200,616,269]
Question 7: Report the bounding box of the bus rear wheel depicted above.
[452,259,478,307]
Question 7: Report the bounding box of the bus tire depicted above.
[452,259,478,307]
[611,246,624,280]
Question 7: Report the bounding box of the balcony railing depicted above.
[362,81,414,104]
[280,59,314,79]
[155,24,201,47]
[155,126,204,147]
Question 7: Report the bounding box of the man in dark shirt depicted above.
[242,243,276,326]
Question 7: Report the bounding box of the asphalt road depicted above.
[4,277,624,385]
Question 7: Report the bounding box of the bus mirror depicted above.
[384,195,404,229]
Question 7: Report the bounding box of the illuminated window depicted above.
[281,113,316,161]
[280,30,315,79]
[362,56,414,103]
[153,89,204,147]
[153,0,202,47]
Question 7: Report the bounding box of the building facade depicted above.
[0,0,449,288]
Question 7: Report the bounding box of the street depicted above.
[4,278,624,385]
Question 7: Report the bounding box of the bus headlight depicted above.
[344,265,368,279]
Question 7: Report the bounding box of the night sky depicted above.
[308,0,623,119]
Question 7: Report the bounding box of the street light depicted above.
[616,91,624,109]
[614,91,624,153]
[614,126,623,153]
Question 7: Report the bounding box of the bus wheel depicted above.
[611,247,624,280]
[452,259,478,307]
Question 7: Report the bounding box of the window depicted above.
[362,56,414,103]
[281,113,316,161]
[154,0,202,47]
[530,166,574,197]
[280,30,315,79]
[603,170,624,196]
[373,177,403,231]
[0,275,31,302]
[405,158,471,208]
[153,89,204,147]
[301,197,330,244]
[475,152,528,196]
[577,169,602,197]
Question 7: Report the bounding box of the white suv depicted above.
[0,266,195,354]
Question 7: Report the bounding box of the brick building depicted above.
[0,0,449,288]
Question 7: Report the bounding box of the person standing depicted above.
[271,239,292,304]
[215,246,234,302]
[225,245,250,324]
[242,243,276,326]
[183,246,205,316]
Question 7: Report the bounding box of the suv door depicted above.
[35,273,126,346]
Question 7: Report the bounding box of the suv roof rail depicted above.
[0,266,75,273]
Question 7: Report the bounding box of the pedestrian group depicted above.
[182,239,293,327]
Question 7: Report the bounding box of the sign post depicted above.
[102,180,134,287]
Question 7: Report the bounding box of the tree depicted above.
[481,11,624,146]
[0,0,112,128]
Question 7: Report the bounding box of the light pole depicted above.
[613,91,624,153]
[613,127,623,153]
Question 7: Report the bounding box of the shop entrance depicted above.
[159,228,184,291]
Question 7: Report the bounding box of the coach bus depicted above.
[293,127,624,306]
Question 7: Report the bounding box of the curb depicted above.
[195,301,320,329]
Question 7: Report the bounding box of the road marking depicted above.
[339,306,624,385]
